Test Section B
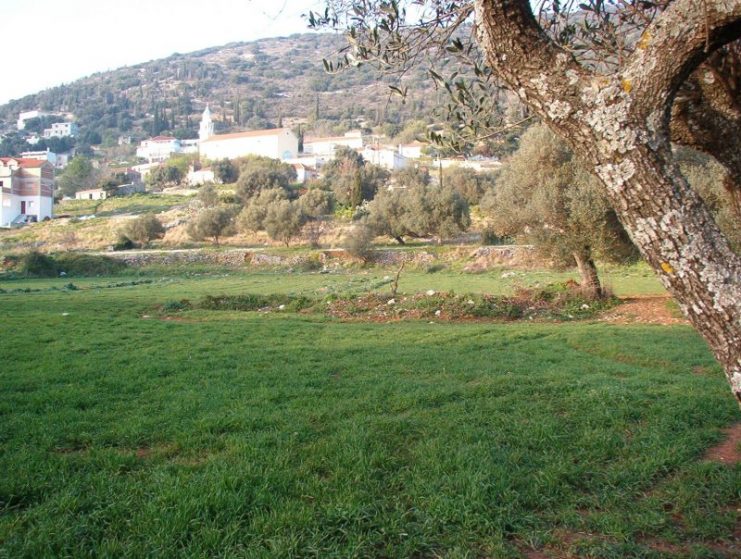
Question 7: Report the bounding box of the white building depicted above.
[75,188,107,201]
[200,128,299,161]
[291,163,318,184]
[55,152,73,169]
[398,141,425,160]
[284,155,328,170]
[131,162,160,180]
[435,158,503,172]
[43,122,79,139]
[362,146,408,171]
[17,110,52,130]
[186,167,216,186]
[0,158,54,226]
[303,130,364,156]
[21,149,58,167]
[181,139,200,155]
[196,106,298,161]
[116,182,146,196]
[136,136,182,163]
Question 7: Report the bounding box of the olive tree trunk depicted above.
[475,0,741,404]
[573,249,602,298]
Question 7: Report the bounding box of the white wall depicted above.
[0,192,17,226]
[200,130,298,161]
[136,139,182,163]
[75,190,107,201]
[303,136,364,156]
[362,148,408,171]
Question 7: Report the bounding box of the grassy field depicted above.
[0,269,738,558]
[55,194,191,217]
[0,195,192,252]
[0,261,666,298]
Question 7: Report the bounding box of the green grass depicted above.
[0,260,666,298]
[0,271,736,558]
[56,194,190,217]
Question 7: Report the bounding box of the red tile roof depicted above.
[0,157,48,168]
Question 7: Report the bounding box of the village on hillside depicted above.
[2,2,740,557]
[0,104,502,228]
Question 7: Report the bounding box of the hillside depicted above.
[0,33,440,147]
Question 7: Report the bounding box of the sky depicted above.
[1,0,325,104]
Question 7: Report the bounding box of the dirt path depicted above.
[599,296,688,326]
[705,423,741,465]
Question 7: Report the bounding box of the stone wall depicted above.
[102,245,537,270]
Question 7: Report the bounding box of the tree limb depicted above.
[624,0,741,120]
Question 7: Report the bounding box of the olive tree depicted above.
[236,189,305,246]
[310,0,741,403]
[321,147,389,207]
[264,200,305,247]
[235,156,296,203]
[57,156,100,198]
[187,207,235,246]
[121,214,165,246]
[196,184,220,208]
[212,158,239,184]
[443,167,497,205]
[236,188,288,233]
[483,124,637,295]
[367,181,471,244]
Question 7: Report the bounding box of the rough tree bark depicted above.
[474,0,741,404]
[573,248,602,297]
[672,45,741,217]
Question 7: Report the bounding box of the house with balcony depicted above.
[42,122,79,139]
[0,158,55,226]
[136,136,182,163]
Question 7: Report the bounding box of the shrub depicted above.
[235,157,296,202]
[55,254,127,276]
[344,224,375,262]
[199,294,313,312]
[212,158,239,184]
[16,251,58,277]
[196,184,220,208]
[162,299,192,313]
[112,235,136,251]
[236,188,288,233]
[298,188,335,218]
[295,254,324,272]
[122,214,165,246]
[264,200,304,246]
[8,252,126,278]
[187,207,236,245]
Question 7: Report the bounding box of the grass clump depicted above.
[55,253,127,276]
[322,282,619,321]
[2,251,127,278]
[161,299,192,313]
[198,293,315,312]
[13,251,58,277]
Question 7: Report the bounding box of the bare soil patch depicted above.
[704,423,741,465]
[598,296,688,326]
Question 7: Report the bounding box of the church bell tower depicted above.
[199,105,214,142]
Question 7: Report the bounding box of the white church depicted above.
[197,106,299,162]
